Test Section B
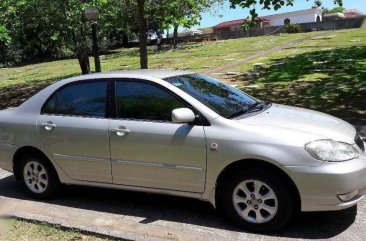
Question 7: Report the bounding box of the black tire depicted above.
[19,153,60,199]
[221,168,294,232]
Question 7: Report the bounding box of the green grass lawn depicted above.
[0,31,320,88]
[219,25,366,121]
[0,219,116,241]
[0,24,365,121]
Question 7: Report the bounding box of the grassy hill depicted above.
[0,24,365,121]
[0,31,322,88]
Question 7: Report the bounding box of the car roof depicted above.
[72,69,195,81]
[16,68,220,120]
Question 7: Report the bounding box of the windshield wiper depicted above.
[227,108,250,119]
[246,101,271,113]
[227,101,271,119]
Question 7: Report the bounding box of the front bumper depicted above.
[286,155,366,212]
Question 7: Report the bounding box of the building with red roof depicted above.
[343,9,364,18]
[212,18,270,33]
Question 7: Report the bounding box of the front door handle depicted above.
[40,122,57,131]
[111,126,131,136]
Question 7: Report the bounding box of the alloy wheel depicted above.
[23,161,49,194]
[232,179,278,224]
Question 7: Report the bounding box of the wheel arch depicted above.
[214,159,301,212]
[13,146,57,181]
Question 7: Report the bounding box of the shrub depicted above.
[285,24,302,34]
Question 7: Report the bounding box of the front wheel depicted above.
[20,154,60,199]
[221,168,294,232]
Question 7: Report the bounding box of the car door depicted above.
[110,79,207,193]
[38,80,112,183]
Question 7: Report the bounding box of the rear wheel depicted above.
[221,168,294,232]
[20,154,60,199]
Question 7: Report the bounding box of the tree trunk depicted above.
[92,23,101,72]
[77,17,90,75]
[122,34,129,48]
[72,31,90,75]
[157,30,162,51]
[62,0,90,75]
[77,53,90,75]
[173,24,179,49]
[137,0,148,69]
[0,43,6,65]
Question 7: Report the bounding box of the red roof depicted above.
[213,18,270,29]
[344,11,363,18]
[213,19,245,29]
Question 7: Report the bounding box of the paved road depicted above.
[0,168,365,241]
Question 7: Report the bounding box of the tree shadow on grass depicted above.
[101,42,210,61]
[0,174,358,240]
[238,46,366,122]
[0,74,76,110]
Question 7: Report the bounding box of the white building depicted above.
[168,28,203,38]
[264,8,323,26]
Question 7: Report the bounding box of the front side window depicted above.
[116,81,189,121]
[164,74,258,118]
[42,81,108,118]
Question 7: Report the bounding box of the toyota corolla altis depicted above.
[0,70,365,232]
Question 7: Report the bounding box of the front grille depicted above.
[355,133,365,153]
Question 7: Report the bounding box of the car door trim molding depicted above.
[53,154,203,171]
[54,153,110,163]
[112,159,203,171]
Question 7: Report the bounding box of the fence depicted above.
[161,33,216,45]
[299,16,365,31]
[216,16,365,40]
[215,25,285,40]
[163,16,365,43]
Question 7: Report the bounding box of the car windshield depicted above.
[164,74,260,118]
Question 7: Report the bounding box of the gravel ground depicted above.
[0,168,365,241]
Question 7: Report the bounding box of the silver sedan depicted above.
[0,70,365,232]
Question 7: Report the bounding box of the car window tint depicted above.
[42,94,57,114]
[43,81,108,118]
[116,81,188,121]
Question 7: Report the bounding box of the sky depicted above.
[194,0,366,29]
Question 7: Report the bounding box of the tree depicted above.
[137,0,148,69]
[323,6,345,14]
[0,2,11,65]
[0,2,10,45]
[1,0,221,71]
[0,0,92,71]
[165,1,210,49]
[135,0,223,69]
[313,0,322,8]
[0,0,138,72]
[229,0,343,31]
[101,0,138,48]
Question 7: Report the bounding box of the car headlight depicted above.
[305,139,359,162]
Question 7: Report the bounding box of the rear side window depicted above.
[116,81,189,121]
[42,81,108,118]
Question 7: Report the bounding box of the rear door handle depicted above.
[111,126,131,136]
[40,122,57,131]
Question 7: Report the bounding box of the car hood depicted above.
[237,104,356,143]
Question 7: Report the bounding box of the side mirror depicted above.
[172,108,196,124]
